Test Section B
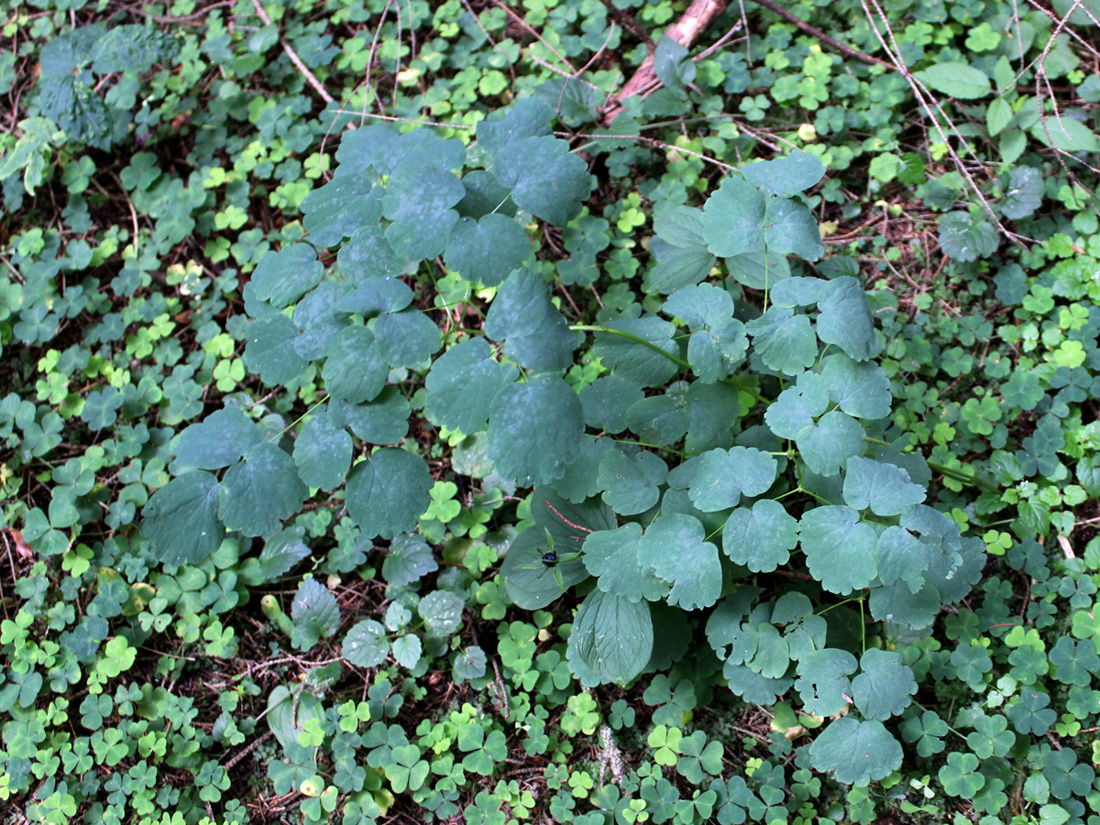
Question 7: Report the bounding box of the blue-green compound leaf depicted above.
[444,214,531,287]
[723,500,799,572]
[490,136,592,225]
[570,590,653,684]
[249,244,324,308]
[219,444,307,538]
[342,619,388,668]
[745,308,817,375]
[346,449,434,539]
[583,524,668,603]
[382,534,438,586]
[593,317,680,387]
[372,309,441,368]
[485,268,576,372]
[381,165,464,259]
[843,457,925,517]
[322,327,389,404]
[702,176,766,258]
[912,61,992,99]
[300,170,381,248]
[764,374,829,439]
[646,242,716,295]
[579,377,645,433]
[244,313,309,387]
[336,226,406,284]
[550,436,616,503]
[330,388,411,445]
[821,354,891,419]
[852,649,917,720]
[291,578,341,651]
[143,471,225,566]
[501,522,590,609]
[763,198,823,261]
[938,211,999,263]
[424,338,517,434]
[293,410,352,492]
[816,277,875,360]
[334,274,413,317]
[173,407,259,471]
[256,527,311,582]
[419,590,464,636]
[488,374,584,486]
[743,150,826,198]
[597,449,667,515]
[796,647,858,716]
[808,717,903,786]
[475,98,554,157]
[638,513,722,611]
[799,506,878,595]
[687,447,777,512]
[797,411,867,477]
[665,284,748,382]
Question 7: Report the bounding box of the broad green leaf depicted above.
[143,471,225,566]
[291,578,341,650]
[346,449,434,539]
[851,649,916,720]
[745,308,817,375]
[796,647,858,716]
[816,277,875,361]
[665,284,748,382]
[444,214,531,287]
[874,527,934,594]
[343,619,388,668]
[1000,166,1044,220]
[579,377,645,433]
[485,268,576,372]
[173,407,259,471]
[501,522,589,608]
[843,457,925,516]
[333,274,413,317]
[664,283,734,328]
[219,444,307,538]
[744,150,826,198]
[986,96,1012,136]
[764,198,823,261]
[820,354,891,419]
[797,411,866,477]
[626,385,690,447]
[425,338,517,434]
[583,524,668,603]
[491,136,591,225]
[293,281,351,360]
[638,513,722,611]
[372,309,442,368]
[723,663,793,705]
[334,124,401,176]
[725,249,791,290]
[598,449,667,515]
[382,165,464,259]
[808,717,903,786]
[330,388,411,445]
[301,173,381,248]
[90,24,175,73]
[419,590,463,636]
[913,62,992,99]
[336,225,407,284]
[550,436,616,503]
[799,506,878,594]
[488,374,584,486]
[570,590,653,684]
[256,526,311,581]
[323,327,389,404]
[250,245,324,308]
[687,447,778,511]
[294,410,352,491]
[593,317,680,387]
[392,635,422,669]
[702,176,766,258]
[382,533,438,586]
[723,500,799,572]
[1052,0,1100,25]
[646,242,716,294]
[1031,117,1100,152]
[654,35,694,89]
[765,374,830,439]
[938,212,999,263]
[654,205,706,248]
[457,170,518,219]
[769,276,826,308]
[244,313,309,387]
[475,98,554,156]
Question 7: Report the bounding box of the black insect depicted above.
[541,551,558,568]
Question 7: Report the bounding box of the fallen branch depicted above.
[251,0,334,104]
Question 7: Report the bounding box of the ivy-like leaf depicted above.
[173,407,259,471]
[570,590,654,684]
[638,513,722,611]
[143,471,225,566]
[843,457,925,516]
[797,411,867,477]
[291,578,341,651]
[488,374,584,486]
[744,150,826,198]
[424,338,516,434]
[799,506,878,594]
[372,309,442,368]
[219,444,307,538]
[597,449,667,515]
[346,449,434,539]
[322,327,389,404]
[938,212,999,263]
[333,274,413,318]
[491,136,591,225]
[444,214,531,287]
[765,374,830,439]
[485,268,576,372]
[343,619,389,668]
[250,244,324,308]
[244,313,309,387]
[475,98,554,157]
[382,533,438,586]
[851,649,917,720]
[294,410,352,492]
[723,500,799,572]
[764,198,823,261]
[808,717,903,786]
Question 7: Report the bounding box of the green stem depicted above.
[863,436,998,493]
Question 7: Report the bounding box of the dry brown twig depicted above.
[250,0,334,103]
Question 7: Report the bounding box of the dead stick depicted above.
[749,0,891,68]
[251,0,334,103]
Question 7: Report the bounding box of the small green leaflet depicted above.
[424,338,516,434]
[597,449,667,515]
[337,226,407,284]
[569,590,653,685]
[488,374,584,486]
[173,407,259,471]
[843,457,925,516]
[763,198,823,261]
[346,449,433,539]
[702,176,765,258]
[293,410,352,491]
[665,284,748,382]
[484,268,576,372]
[723,500,799,572]
[490,136,592,225]
[252,527,311,582]
[330,389,411,445]
[593,317,680,387]
[638,513,722,611]
[392,635,422,669]
[249,244,324,308]
[143,471,224,566]
[343,619,389,668]
[851,648,917,720]
[382,533,438,586]
[444,214,531,287]
[475,98,554,157]
[808,717,903,786]
[219,443,307,538]
[583,523,668,603]
[743,150,826,198]
[686,447,777,512]
[291,578,341,651]
[579,377,645,433]
[796,647,857,716]
[799,506,878,594]
[745,308,817,375]
[913,62,992,99]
